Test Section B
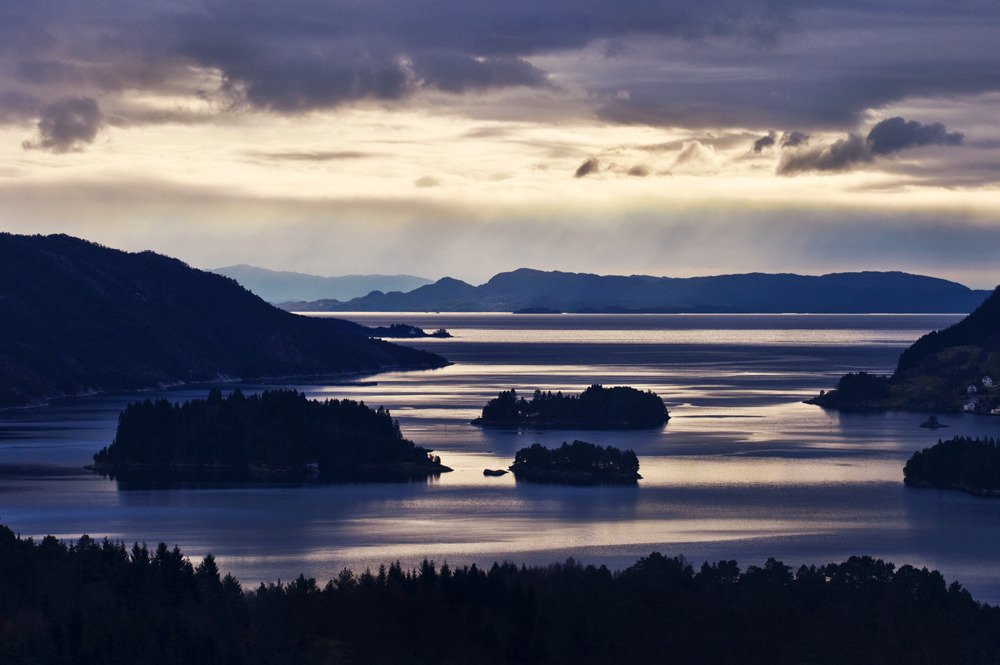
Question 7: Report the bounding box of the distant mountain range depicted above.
[211,265,432,303]
[810,285,1000,413]
[280,268,993,314]
[0,234,446,408]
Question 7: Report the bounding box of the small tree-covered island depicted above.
[89,389,451,482]
[472,385,669,429]
[510,440,641,484]
[904,437,1000,497]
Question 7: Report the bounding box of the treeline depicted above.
[2,525,999,664]
[896,286,1000,374]
[905,437,1000,495]
[474,385,669,428]
[511,440,641,484]
[93,389,447,478]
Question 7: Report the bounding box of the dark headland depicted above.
[808,285,1000,414]
[89,389,451,482]
[472,385,670,429]
[0,233,447,408]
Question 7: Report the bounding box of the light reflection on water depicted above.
[2,313,1000,601]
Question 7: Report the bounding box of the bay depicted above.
[2,313,999,601]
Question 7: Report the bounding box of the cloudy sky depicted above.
[1,1,999,285]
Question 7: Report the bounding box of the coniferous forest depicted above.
[1,525,998,665]
[91,389,449,480]
[904,437,1000,496]
[510,440,641,484]
[473,385,669,429]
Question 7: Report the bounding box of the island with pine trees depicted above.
[904,437,1000,496]
[472,385,669,429]
[509,440,641,484]
[89,389,451,482]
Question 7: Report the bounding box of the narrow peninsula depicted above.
[472,385,669,429]
[510,440,641,484]
[904,437,1000,496]
[89,389,451,482]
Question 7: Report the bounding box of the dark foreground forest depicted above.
[1,526,998,665]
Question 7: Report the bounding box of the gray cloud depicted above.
[0,0,996,133]
[574,157,600,177]
[752,132,776,152]
[778,134,870,174]
[781,131,809,148]
[866,117,964,155]
[627,164,650,177]
[778,118,965,175]
[22,97,102,152]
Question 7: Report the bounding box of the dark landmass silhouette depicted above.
[2,524,997,664]
[904,437,1000,496]
[211,264,432,303]
[0,233,446,408]
[473,386,669,429]
[510,440,642,484]
[89,389,450,482]
[282,268,992,313]
[809,286,1000,413]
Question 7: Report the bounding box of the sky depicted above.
[1,1,999,286]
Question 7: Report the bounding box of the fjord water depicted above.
[3,313,1000,600]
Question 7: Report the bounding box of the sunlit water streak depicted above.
[2,313,999,600]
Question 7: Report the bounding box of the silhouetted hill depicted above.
[809,286,1000,413]
[283,268,991,313]
[211,264,432,303]
[0,234,446,407]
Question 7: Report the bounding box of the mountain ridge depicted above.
[211,264,433,303]
[280,268,992,313]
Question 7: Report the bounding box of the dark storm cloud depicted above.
[777,134,871,174]
[0,0,998,133]
[752,133,776,152]
[574,158,600,178]
[781,131,809,148]
[22,97,102,152]
[777,118,965,175]
[866,117,964,155]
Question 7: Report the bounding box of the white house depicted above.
[982,376,995,388]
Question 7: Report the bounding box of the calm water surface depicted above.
[3,314,999,600]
